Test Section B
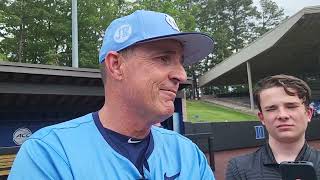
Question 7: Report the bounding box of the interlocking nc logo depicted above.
[165,15,179,31]
[114,24,132,43]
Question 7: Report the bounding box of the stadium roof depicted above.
[199,5,320,87]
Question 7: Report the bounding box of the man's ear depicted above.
[105,51,124,80]
[306,106,314,122]
[258,111,265,125]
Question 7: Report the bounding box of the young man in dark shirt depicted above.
[226,74,320,180]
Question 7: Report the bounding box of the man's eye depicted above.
[159,56,169,63]
[287,106,298,109]
[266,108,275,112]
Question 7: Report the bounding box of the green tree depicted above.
[77,0,121,68]
[224,0,258,52]
[0,0,126,67]
[1,0,29,63]
[254,0,285,37]
[0,0,72,65]
[197,0,258,96]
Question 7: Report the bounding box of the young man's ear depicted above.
[258,111,265,125]
[104,51,124,80]
[306,106,314,122]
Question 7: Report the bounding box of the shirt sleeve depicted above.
[8,138,73,180]
[225,158,241,180]
[195,145,216,180]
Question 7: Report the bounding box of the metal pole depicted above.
[246,61,254,111]
[208,136,215,171]
[72,0,78,68]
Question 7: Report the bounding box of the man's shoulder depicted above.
[226,146,269,180]
[30,113,94,140]
[150,127,213,178]
[309,145,320,154]
[14,113,96,167]
[229,151,256,163]
[151,126,193,144]
[151,126,201,153]
[307,145,320,164]
[228,146,265,167]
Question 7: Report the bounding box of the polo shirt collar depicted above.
[263,141,310,165]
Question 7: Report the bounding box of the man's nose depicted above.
[276,107,290,120]
[169,64,187,83]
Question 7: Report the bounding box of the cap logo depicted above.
[165,15,179,31]
[114,24,132,43]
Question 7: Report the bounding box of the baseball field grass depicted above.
[186,100,258,122]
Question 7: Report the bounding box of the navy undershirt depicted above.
[92,112,154,177]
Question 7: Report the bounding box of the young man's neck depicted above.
[268,136,305,163]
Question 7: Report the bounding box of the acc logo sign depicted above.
[165,15,179,31]
[114,24,132,43]
[13,128,32,145]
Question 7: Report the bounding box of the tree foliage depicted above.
[0,0,72,65]
[254,0,285,37]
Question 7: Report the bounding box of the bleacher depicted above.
[201,95,257,115]
[0,147,19,179]
[202,79,320,117]
[309,80,320,100]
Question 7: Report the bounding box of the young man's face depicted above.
[120,39,186,124]
[258,87,313,143]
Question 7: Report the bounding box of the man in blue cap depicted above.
[9,10,215,179]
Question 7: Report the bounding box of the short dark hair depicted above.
[253,74,311,111]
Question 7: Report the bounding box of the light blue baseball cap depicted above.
[99,10,214,65]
